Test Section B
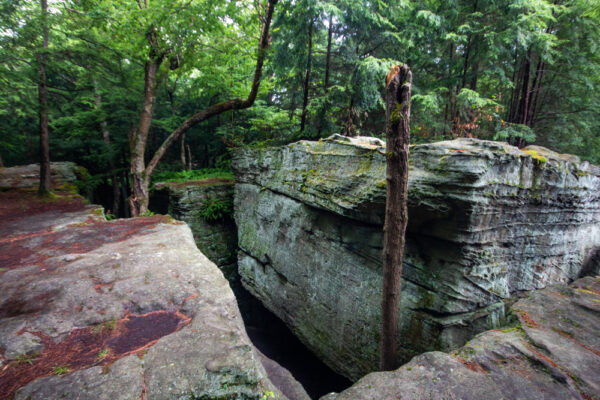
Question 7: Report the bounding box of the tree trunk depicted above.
[186,144,192,170]
[95,86,120,217]
[0,153,4,168]
[120,172,131,218]
[300,18,314,133]
[129,55,163,216]
[381,64,412,371]
[180,132,187,169]
[527,59,545,126]
[324,14,333,93]
[344,96,355,136]
[461,34,472,90]
[37,0,51,195]
[128,0,278,216]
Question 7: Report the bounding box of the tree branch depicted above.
[144,0,278,178]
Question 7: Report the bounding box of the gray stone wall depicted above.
[151,179,238,280]
[232,136,600,380]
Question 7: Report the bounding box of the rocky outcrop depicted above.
[0,163,285,400]
[321,276,600,400]
[232,136,600,379]
[151,178,238,280]
[0,162,82,189]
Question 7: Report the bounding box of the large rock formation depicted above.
[232,136,600,380]
[321,275,600,400]
[151,178,238,280]
[0,163,285,400]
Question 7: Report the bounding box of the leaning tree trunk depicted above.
[37,0,51,195]
[128,0,279,216]
[380,64,412,371]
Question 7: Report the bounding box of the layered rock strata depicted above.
[0,163,285,400]
[321,276,600,400]
[232,136,600,379]
[151,179,238,280]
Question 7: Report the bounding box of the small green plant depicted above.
[259,391,275,400]
[94,317,118,333]
[97,349,109,360]
[105,212,116,221]
[199,196,233,222]
[52,365,69,375]
[139,210,156,217]
[15,353,37,365]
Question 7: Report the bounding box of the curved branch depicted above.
[145,0,278,178]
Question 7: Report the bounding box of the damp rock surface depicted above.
[0,163,284,400]
[232,137,600,379]
[321,276,600,400]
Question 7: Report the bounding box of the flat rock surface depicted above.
[321,276,600,400]
[0,164,283,400]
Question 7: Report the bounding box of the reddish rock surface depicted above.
[322,276,600,400]
[0,164,283,400]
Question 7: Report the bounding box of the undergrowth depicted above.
[152,168,234,185]
[199,196,234,222]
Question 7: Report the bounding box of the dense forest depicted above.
[1,0,599,216]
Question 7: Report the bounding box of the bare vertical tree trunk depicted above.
[186,144,192,170]
[0,153,4,168]
[300,18,314,133]
[380,64,412,371]
[527,59,545,126]
[37,0,51,195]
[180,132,187,169]
[324,15,333,92]
[344,96,355,136]
[94,85,120,217]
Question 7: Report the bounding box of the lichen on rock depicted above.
[232,136,600,380]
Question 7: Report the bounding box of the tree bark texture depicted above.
[324,15,333,93]
[129,55,163,216]
[300,18,314,133]
[180,132,187,170]
[37,0,51,195]
[381,64,412,371]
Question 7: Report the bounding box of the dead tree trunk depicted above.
[37,0,51,195]
[381,64,412,371]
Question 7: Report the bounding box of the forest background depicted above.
[1,0,599,216]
